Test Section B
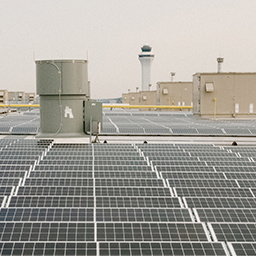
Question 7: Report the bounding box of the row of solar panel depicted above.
[0,221,256,243]
[3,178,256,189]
[0,242,232,256]
[2,186,256,198]
[0,208,193,222]
[1,208,256,223]
[5,196,256,209]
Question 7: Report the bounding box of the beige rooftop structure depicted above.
[157,82,193,111]
[122,92,140,105]
[8,91,25,102]
[0,90,8,104]
[122,91,157,108]
[193,72,256,118]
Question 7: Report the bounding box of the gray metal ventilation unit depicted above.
[36,59,102,138]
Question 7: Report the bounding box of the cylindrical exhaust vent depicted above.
[36,59,89,137]
[217,57,224,73]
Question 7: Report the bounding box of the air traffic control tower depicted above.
[138,45,154,91]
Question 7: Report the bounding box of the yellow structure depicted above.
[193,72,256,118]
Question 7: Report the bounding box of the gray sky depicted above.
[1,0,256,99]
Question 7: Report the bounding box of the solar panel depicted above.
[195,208,256,222]
[0,222,95,241]
[198,157,250,162]
[0,208,94,222]
[215,166,256,173]
[168,179,238,188]
[147,156,199,161]
[17,187,94,196]
[96,197,181,208]
[95,187,172,197]
[30,171,93,178]
[152,161,206,166]
[98,242,229,256]
[175,188,253,198]
[0,187,15,196]
[39,160,93,165]
[206,162,256,167]
[97,223,209,242]
[9,196,94,208]
[156,166,215,172]
[228,242,256,256]
[0,171,26,178]
[94,171,157,179]
[95,179,164,187]
[184,197,256,209]
[96,208,193,222]
[237,180,256,188]
[209,223,256,242]
[225,173,256,180]
[0,178,21,186]
[162,172,225,180]
[34,165,93,171]
[94,166,153,172]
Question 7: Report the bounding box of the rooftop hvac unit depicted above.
[35,59,101,138]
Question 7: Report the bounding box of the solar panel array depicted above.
[4,140,256,254]
[2,109,256,136]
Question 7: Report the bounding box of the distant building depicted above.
[122,91,157,108]
[25,93,36,102]
[193,72,256,118]
[139,91,157,105]
[0,90,8,104]
[8,91,25,103]
[138,45,154,91]
[157,82,193,110]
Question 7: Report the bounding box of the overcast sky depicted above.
[1,0,256,99]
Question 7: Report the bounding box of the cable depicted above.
[47,61,63,135]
